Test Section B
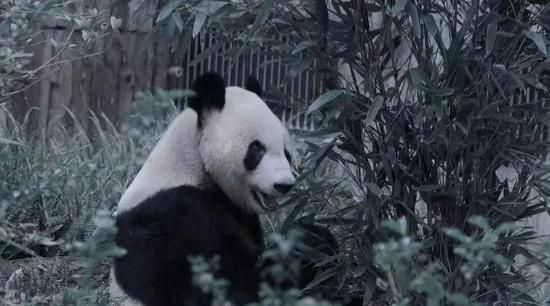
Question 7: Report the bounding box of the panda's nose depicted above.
[274,183,294,194]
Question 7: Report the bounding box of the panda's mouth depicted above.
[252,189,278,211]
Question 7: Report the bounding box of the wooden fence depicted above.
[2,0,322,141]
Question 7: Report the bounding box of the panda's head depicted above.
[189,73,295,212]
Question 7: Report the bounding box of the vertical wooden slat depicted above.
[153,38,169,89]
[239,51,245,87]
[248,48,254,79]
[48,29,73,136]
[207,33,213,72]
[37,31,54,143]
[117,33,137,122]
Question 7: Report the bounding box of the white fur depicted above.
[117,86,294,213]
[199,87,295,212]
[117,110,205,213]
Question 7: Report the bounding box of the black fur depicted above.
[114,186,363,305]
[188,73,226,125]
[114,185,264,306]
[246,75,263,96]
[244,140,266,171]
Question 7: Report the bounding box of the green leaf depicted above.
[366,182,382,198]
[129,0,146,14]
[281,198,308,232]
[408,3,421,39]
[292,41,317,55]
[467,216,489,231]
[423,14,438,36]
[288,58,314,78]
[456,1,476,41]
[171,12,184,33]
[315,0,329,33]
[0,138,27,147]
[168,89,195,99]
[365,97,383,128]
[444,228,472,243]
[523,30,548,55]
[409,67,430,87]
[522,75,548,91]
[492,64,507,72]
[306,89,346,115]
[486,20,497,55]
[494,222,520,235]
[157,0,183,23]
[192,11,207,38]
[189,41,224,65]
[308,139,337,174]
[381,219,407,236]
[251,0,273,31]
[192,1,228,38]
[49,38,59,50]
[203,1,228,14]
[391,0,409,16]
[446,293,472,306]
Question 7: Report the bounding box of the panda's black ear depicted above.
[189,73,226,117]
[246,75,262,97]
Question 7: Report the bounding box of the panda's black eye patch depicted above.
[244,140,266,171]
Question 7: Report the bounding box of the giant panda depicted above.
[110,73,297,306]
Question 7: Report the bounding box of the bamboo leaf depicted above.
[366,183,382,198]
[192,1,228,38]
[523,30,548,55]
[423,14,438,36]
[456,1,477,42]
[292,40,317,54]
[365,97,383,128]
[408,3,421,39]
[306,90,346,114]
[281,198,308,232]
[189,41,224,66]
[157,0,183,23]
[171,12,184,33]
[381,219,407,236]
[409,67,430,87]
[288,58,314,78]
[192,11,207,38]
[168,89,195,99]
[444,228,472,243]
[251,0,274,31]
[308,139,338,174]
[486,20,497,55]
[468,216,489,231]
[391,0,408,16]
[315,0,329,33]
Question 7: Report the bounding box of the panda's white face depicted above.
[197,85,295,212]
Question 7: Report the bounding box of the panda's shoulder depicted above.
[116,186,228,251]
[118,185,225,223]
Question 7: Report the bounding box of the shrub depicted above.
[136,0,550,304]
